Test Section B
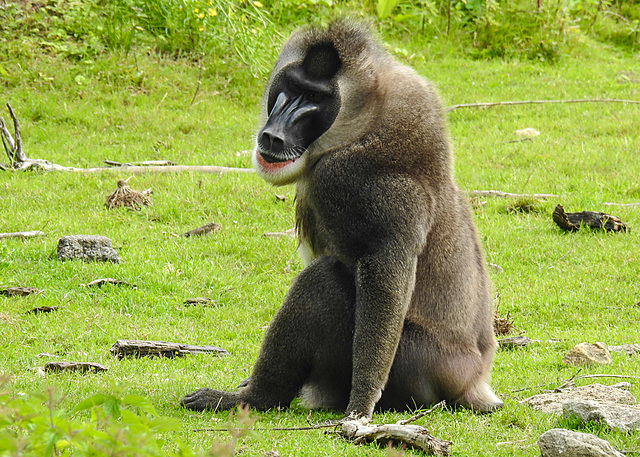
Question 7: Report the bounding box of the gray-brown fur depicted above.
[181,20,502,419]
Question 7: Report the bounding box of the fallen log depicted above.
[552,205,628,232]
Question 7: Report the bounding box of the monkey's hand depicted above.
[180,388,239,412]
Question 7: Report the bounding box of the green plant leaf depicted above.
[72,393,109,413]
[377,0,401,19]
[122,394,157,415]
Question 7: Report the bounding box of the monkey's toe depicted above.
[181,388,236,412]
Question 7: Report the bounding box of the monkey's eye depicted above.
[305,91,326,103]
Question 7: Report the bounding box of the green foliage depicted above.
[0,0,280,75]
[1,0,637,67]
[375,0,639,60]
[0,378,211,456]
[376,0,402,19]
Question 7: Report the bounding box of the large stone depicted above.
[538,428,624,457]
[564,400,640,432]
[562,342,612,366]
[57,235,120,263]
[521,383,636,415]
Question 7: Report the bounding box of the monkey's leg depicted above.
[378,323,502,412]
[181,256,356,412]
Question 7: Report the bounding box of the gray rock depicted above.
[498,335,538,349]
[57,235,120,263]
[538,428,624,457]
[521,383,636,415]
[564,400,640,432]
[562,342,612,366]
[608,344,640,356]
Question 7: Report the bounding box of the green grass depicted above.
[1,25,640,457]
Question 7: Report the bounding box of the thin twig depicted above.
[193,423,339,432]
[447,98,640,112]
[190,25,206,107]
[555,372,636,392]
[576,374,636,380]
[397,401,446,425]
[469,190,560,199]
[604,202,640,207]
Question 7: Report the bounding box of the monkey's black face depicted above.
[253,42,342,185]
[257,67,340,163]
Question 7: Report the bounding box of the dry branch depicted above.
[74,165,254,174]
[184,222,221,237]
[469,190,559,199]
[447,98,640,112]
[81,278,137,288]
[25,306,61,314]
[1,286,43,297]
[110,339,228,359]
[552,204,628,232]
[397,401,447,425]
[604,202,640,207]
[105,160,176,167]
[184,297,215,306]
[0,230,45,239]
[336,420,452,455]
[44,361,108,373]
[264,227,297,238]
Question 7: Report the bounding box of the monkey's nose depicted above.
[260,129,285,154]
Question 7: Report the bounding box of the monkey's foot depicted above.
[458,382,504,413]
[180,388,240,412]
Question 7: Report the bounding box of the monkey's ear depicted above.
[302,42,341,80]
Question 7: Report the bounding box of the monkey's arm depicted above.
[346,247,418,419]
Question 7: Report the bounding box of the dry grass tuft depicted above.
[105,179,152,210]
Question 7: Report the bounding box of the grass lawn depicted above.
[1,32,639,456]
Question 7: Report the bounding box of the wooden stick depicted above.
[397,400,446,425]
[0,230,46,239]
[193,423,338,432]
[71,165,254,174]
[447,98,640,112]
[469,190,559,199]
[6,104,25,162]
[604,202,640,207]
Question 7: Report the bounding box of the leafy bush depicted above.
[374,0,639,60]
[1,0,637,67]
[0,0,280,74]
[0,377,246,457]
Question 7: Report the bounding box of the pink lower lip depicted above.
[257,151,294,170]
